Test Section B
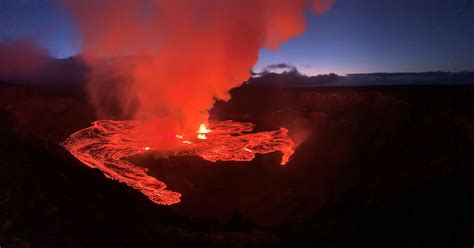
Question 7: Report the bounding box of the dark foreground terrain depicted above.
[0,83,473,247]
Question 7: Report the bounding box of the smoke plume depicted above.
[67,0,333,134]
[0,39,50,82]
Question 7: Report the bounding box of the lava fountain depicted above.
[61,120,294,205]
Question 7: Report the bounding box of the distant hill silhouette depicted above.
[1,52,473,88]
[0,56,89,88]
[248,69,474,87]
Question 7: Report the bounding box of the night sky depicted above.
[1,0,473,75]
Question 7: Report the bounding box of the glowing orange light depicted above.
[62,120,295,205]
[176,134,184,139]
[197,123,211,139]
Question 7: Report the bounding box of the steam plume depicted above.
[67,0,333,134]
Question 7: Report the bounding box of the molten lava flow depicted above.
[61,120,294,205]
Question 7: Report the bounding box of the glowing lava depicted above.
[61,120,295,205]
[197,123,211,139]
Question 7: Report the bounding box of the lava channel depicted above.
[61,120,295,205]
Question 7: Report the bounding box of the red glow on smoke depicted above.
[66,0,333,134]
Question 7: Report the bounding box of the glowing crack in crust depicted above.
[61,120,295,205]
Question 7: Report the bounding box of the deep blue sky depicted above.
[1,0,473,75]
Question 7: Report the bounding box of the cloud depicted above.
[0,39,50,82]
[247,69,474,87]
[264,63,298,72]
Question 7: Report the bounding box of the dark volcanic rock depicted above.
[0,83,473,247]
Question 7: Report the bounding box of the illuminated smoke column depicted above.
[63,0,333,205]
[62,120,294,205]
[67,0,333,134]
